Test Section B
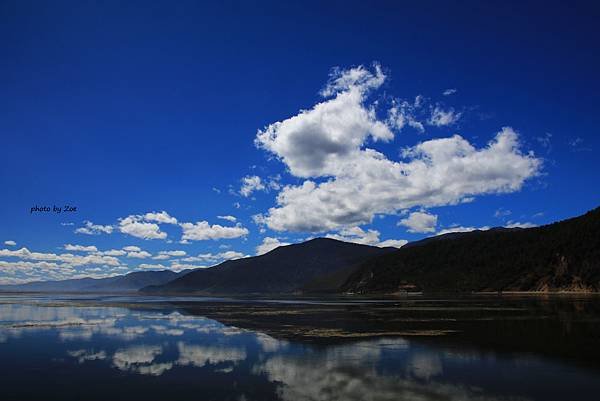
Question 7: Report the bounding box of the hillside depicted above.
[342,207,600,293]
[142,238,395,294]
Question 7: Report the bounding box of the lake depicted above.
[1,293,599,400]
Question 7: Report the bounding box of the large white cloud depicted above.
[255,64,393,178]
[253,65,541,233]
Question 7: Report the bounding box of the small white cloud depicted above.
[398,211,438,233]
[181,250,246,263]
[443,88,457,96]
[119,215,167,240]
[96,249,127,256]
[180,221,249,241]
[240,175,266,197]
[217,215,237,223]
[64,244,98,252]
[256,237,290,255]
[151,254,170,260]
[4,240,16,247]
[126,251,152,259]
[428,106,461,127]
[436,225,490,236]
[326,226,380,245]
[219,250,245,260]
[152,250,187,260]
[144,211,178,225]
[75,221,114,235]
[122,246,141,252]
[326,226,407,248]
[505,221,537,229]
[377,239,408,248]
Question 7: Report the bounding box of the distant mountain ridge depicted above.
[0,269,188,293]
[142,238,395,294]
[342,207,600,294]
[3,207,599,295]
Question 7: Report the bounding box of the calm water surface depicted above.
[1,294,599,401]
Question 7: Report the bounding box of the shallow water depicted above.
[1,294,599,401]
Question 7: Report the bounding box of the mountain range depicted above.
[141,238,394,294]
[2,206,599,294]
[342,206,600,293]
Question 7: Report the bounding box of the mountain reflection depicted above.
[2,296,599,401]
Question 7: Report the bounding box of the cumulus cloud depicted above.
[119,215,167,240]
[4,240,16,246]
[75,221,114,235]
[126,251,152,259]
[180,221,249,241]
[240,175,266,197]
[257,130,540,233]
[217,215,237,222]
[143,211,178,225]
[64,244,98,252]
[398,211,438,233]
[253,65,541,233]
[255,63,393,178]
[256,237,290,255]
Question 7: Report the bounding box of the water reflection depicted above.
[0,297,599,401]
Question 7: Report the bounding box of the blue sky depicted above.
[1,1,599,283]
